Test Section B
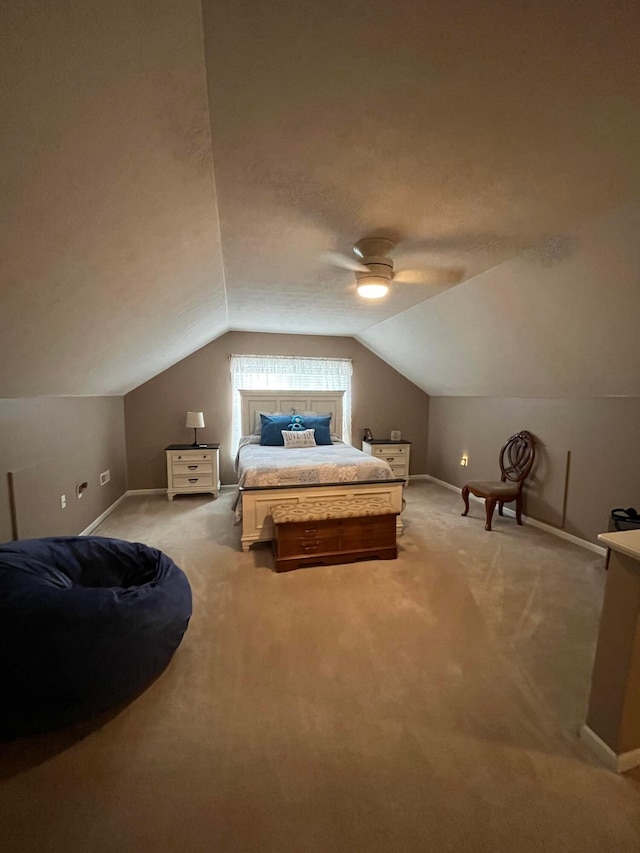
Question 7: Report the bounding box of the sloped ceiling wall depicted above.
[359,202,640,397]
[1,1,640,397]
[0,1,227,396]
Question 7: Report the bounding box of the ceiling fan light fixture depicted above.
[357,279,389,299]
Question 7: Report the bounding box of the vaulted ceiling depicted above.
[2,1,639,397]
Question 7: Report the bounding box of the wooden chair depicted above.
[461,431,536,531]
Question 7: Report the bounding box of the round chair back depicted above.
[499,431,536,485]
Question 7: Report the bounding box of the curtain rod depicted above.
[229,354,352,363]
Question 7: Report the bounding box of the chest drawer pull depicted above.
[188,478,199,483]
[302,542,320,552]
[188,464,198,470]
[304,527,318,536]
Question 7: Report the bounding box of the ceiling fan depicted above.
[323,237,465,299]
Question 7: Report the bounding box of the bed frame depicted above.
[237,390,405,552]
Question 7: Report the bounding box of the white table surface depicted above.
[598,529,640,560]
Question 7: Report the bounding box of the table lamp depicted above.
[185,411,205,447]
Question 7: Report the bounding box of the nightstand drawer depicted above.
[389,464,408,478]
[173,474,216,488]
[372,444,407,457]
[169,451,214,463]
[172,461,213,475]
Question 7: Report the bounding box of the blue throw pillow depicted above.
[299,416,332,445]
[260,414,294,446]
[260,413,333,446]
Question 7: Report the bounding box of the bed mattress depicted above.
[235,436,394,489]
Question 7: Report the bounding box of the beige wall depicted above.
[124,331,430,489]
[427,397,640,545]
[0,397,126,543]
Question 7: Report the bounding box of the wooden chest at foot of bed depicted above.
[271,498,398,573]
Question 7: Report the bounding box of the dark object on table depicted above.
[363,427,373,441]
[611,507,640,531]
[461,430,536,531]
[0,536,192,739]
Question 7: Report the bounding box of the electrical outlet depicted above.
[60,494,66,509]
[460,455,468,467]
[99,470,110,486]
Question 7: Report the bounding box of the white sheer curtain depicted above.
[230,355,353,452]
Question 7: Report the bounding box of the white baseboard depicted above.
[126,486,236,495]
[81,485,236,536]
[80,493,128,535]
[423,475,606,556]
[580,725,640,773]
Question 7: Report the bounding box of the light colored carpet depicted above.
[1,481,639,852]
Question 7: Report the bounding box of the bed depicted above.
[234,390,406,552]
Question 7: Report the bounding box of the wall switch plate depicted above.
[60,495,66,509]
[99,470,110,485]
[460,455,468,466]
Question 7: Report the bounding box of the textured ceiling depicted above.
[1,1,640,396]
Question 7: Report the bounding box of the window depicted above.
[230,354,352,451]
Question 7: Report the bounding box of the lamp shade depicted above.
[185,411,205,429]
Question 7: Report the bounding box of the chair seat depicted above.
[465,480,519,499]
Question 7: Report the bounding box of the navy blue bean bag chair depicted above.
[0,536,192,739]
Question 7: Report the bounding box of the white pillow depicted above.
[281,429,316,448]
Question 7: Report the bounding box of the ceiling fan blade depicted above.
[394,267,465,285]
[320,251,369,272]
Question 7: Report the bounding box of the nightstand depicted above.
[165,444,220,501]
[362,439,411,484]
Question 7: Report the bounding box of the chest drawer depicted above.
[278,519,340,540]
[276,534,341,558]
[339,514,396,549]
[272,512,398,571]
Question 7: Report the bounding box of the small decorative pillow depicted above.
[281,428,316,448]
